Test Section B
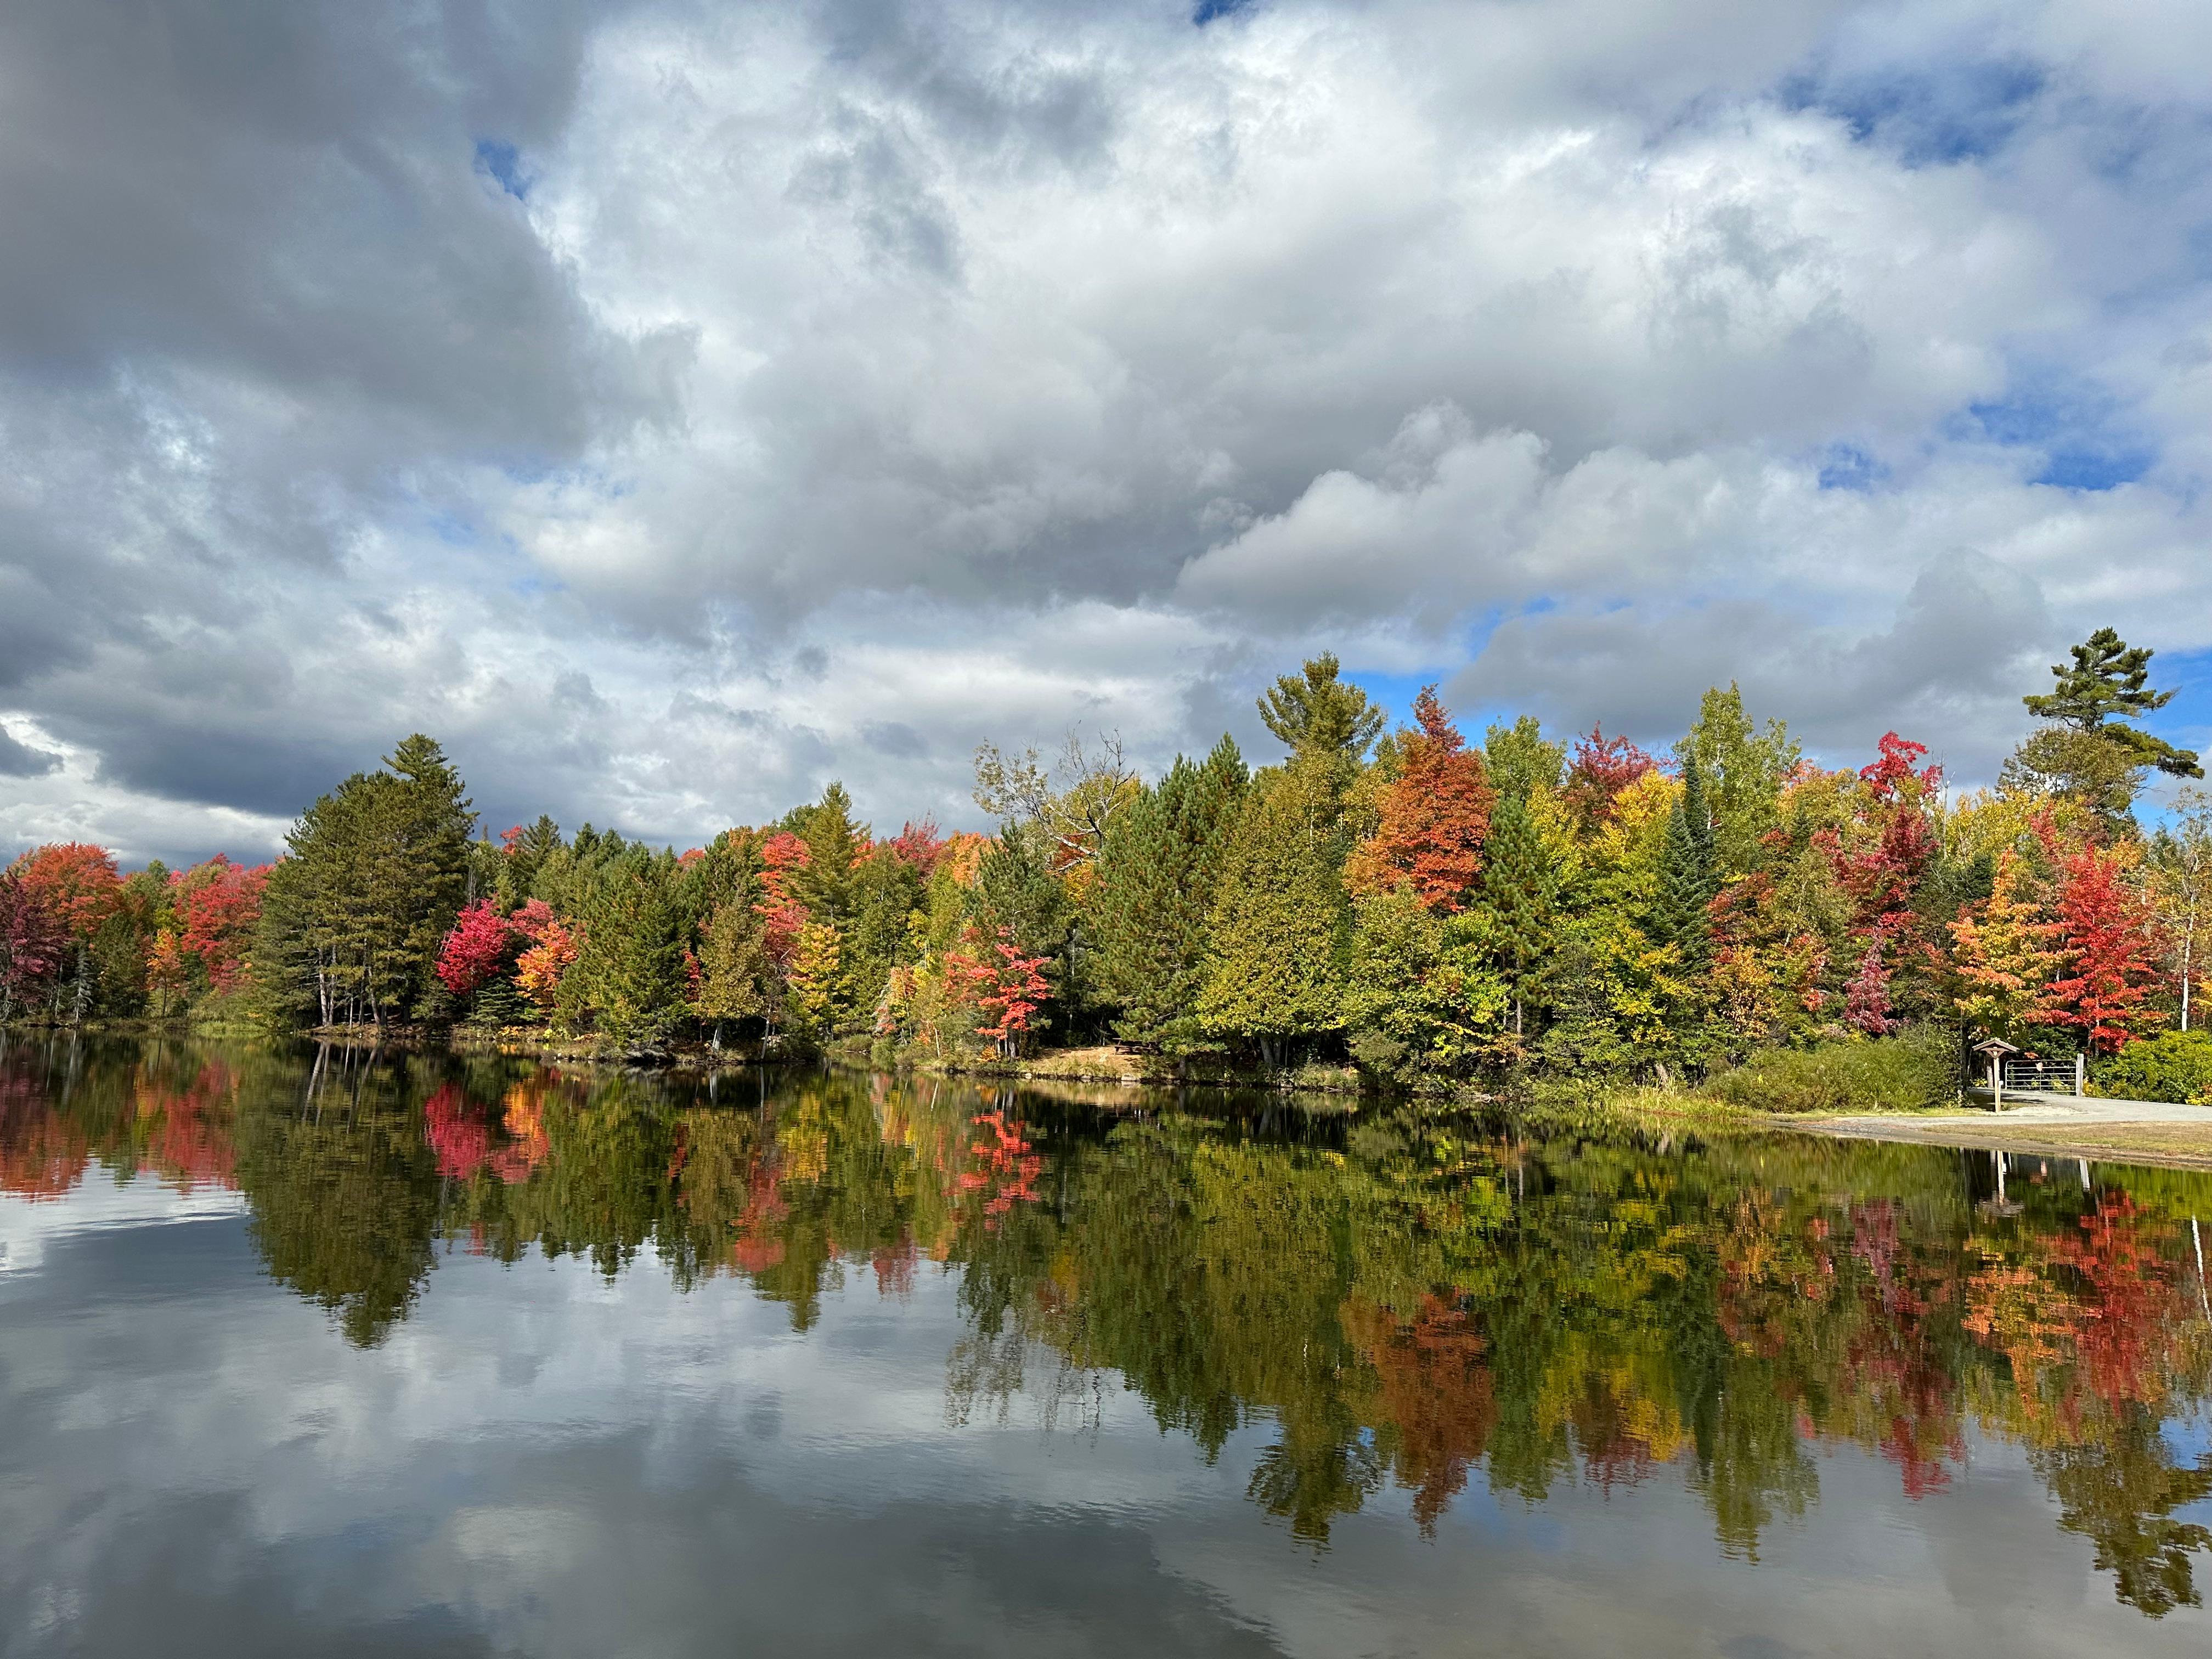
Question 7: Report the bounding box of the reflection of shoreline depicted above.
[5,1037,2212,1612]
[1803,1116,2212,1171]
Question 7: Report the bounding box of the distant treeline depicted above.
[4,631,2209,1088]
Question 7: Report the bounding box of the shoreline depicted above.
[1790,1097,2212,1170]
[16,1019,2212,1169]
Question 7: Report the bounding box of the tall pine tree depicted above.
[1088,736,1249,1049]
[253,735,473,1028]
[1475,789,1559,1037]
[1199,754,1352,1064]
[1652,752,1718,975]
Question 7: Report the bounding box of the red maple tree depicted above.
[946,924,1052,1056]
[1858,731,1943,806]
[8,843,121,940]
[756,831,812,964]
[1843,939,1899,1036]
[172,855,268,992]
[2045,842,2166,1054]
[436,899,521,995]
[0,872,67,1019]
[511,900,577,1010]
[1562,724,1657,830]
[886,817,947,878]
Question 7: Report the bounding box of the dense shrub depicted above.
[2092,1031,2212,1104]
[1705,1027,1958,1115]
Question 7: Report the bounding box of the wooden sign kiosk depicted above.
[1973,1037,2019,1112]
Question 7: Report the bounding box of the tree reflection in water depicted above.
[4,1033,2212,1616]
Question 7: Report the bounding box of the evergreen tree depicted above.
[679,826,764,940]
[384,734,475,985]
[1087,735,1249,1050]
[693,895,780,1040]
[2007,628,2202,823]
[561,853,688,1046]
[252,735,475,1028]
[1532,928,1646,1076]
[1652,752,1718,975]
[1257,653,1384,763]
[1342,888,1510,1080]
[1199,755,1352,1063]
[972,819,1070,1004]
[502,815,563,904]
[2023,627,2202,776]
[1475,789,1559,1037]
[844,844,925,1017]
[531,823,631,918]
[788,782,866,922]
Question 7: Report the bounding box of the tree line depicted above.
[4,630,2209,1091]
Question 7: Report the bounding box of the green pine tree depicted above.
[2007,628,2202,823]
[561,853,688,1047]
[693,895,779,1041]
[1652,752,1718,977]
[1088,735,1249,1050]
[788,782,867,923]
[252,735,475,1028]
[972,819,1070,1004]
[1199,754,1352,1063]
[1475,788,1559,1038]
[2024,627,2202,772]
[844,844,924,1017]
[500,815,563,904]
[1257,653,1384,764]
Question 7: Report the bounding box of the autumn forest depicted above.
[4,630,2210,1102]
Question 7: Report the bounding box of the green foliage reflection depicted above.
[7,1036,2212,1615]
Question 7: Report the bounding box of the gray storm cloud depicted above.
[1,0,2208,864]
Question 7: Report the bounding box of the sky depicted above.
[1,0,2209,866]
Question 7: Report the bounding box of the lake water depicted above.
[3,1038,2210,1656]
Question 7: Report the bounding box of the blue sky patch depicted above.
[426,511,478,548]
[1193,0,1254,24]
[2141,644,2211,754]
[1785,59,2042,167]
[2033,444,2155,490]
[475,139,530,201]
[1340,668,1437,744]
[1817,444,1888,492]
[1960,369,2155,492]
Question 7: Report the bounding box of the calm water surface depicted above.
[3,1037,2211,1657]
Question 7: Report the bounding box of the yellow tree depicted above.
[786,921,847,1037]
[1950,849,2061,1043]
[145,928,191,1019]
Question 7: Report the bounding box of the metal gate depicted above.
[2001,1056,2084,1097]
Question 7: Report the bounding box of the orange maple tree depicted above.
[1346,687,1494,911]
